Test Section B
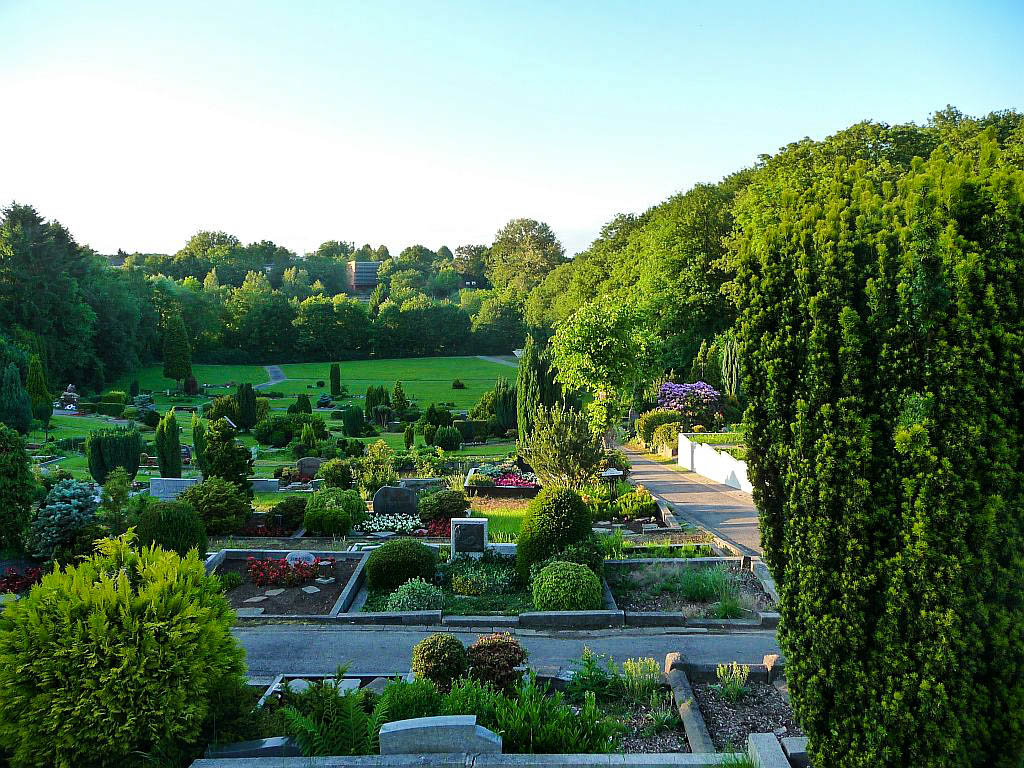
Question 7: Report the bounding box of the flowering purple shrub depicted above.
[658,381,721,427]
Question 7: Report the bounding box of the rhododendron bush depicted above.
[657,381,721,428]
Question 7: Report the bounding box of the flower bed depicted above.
[246,556,332,587]
[692,670,801,751]
[358,513,422,535]
[466,462,540,498]
[0,566,42,594]
[217,556,360,616]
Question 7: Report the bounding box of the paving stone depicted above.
[236,607,264,617]
[265,588,285,596]
[243,596,268,603]
[301,585,321,594]
[315,577,336,585]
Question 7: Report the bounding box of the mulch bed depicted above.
[603,700,691,753]
[219,557,359,615]
[692,681,802,751]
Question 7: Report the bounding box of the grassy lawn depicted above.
[467,498,531,538]
[363,585,533,616]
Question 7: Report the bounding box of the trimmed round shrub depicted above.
[385,578,445,611]
[419,489,469,523]
[411,632,468,690]
[135,498,208,558]
[434,425,462,451]
[378,679,442,723]
[365,539,438,591]
[651,422,682,451]
[532,560,602,611]
[180,476,250,535]
[270,496,307,530]
[515,488,591,578]
[0,533,245,768]
[302,488,364,536]
[467,633,528,691]
[634,409,682,448]
[530,534,604,579]
[316,458,354,489]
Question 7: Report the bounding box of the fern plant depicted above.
[281,680,389,757]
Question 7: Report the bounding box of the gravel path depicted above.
[624,448,762,556]
[475,355,519,367]
[256,365,286,390]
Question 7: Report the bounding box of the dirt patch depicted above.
[692,681,801,751]
[607,563,774,615]
[219,557,359,615]
[605,699,691,753]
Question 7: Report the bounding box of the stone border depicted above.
[192,753,748,766]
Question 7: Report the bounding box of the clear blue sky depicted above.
[1,0,1021,257]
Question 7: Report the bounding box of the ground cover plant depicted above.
[606,563,768,618]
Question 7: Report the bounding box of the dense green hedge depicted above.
[734,121,1024,767]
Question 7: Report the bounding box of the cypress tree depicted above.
[162,310,192,387]
[329,363,341,397]
[392,381,409,412]
[733,124,1024,767]
[235,383,257,431]
[85,426,142,484]
[154,409,182,478]
[516,336,561,444]
[0,362,32,435]
[493,377,516,434]
[26,355,52,437]
[191,413,207,477]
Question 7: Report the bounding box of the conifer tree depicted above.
[191,413,207,477]
[154,409,182,478]
[392,380,409,412]
[329,363,341,397]
[235,383,257,431]
[204,418,254,494]
[0,362,32,434]
[162,310,192,387]
[26,355,52,437]
[516,335,562,444]
[0,424,34,550]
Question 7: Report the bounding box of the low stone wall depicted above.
[677,434,752,493]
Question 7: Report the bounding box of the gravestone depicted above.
[372,485,418,517]
[379,715,501,755]
[286,551,316,566]
[296,456,324,478]
[450,518,487,559]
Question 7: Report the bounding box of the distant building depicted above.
[349,260,381,292]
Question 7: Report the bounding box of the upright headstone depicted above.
[450,518,487,560]
[372,485,418,517]
[297,456,324,478]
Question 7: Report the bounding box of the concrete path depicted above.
[256,365,286,390]
[233,625,780,676]
[476,355,519,368]
[625,449,762,556]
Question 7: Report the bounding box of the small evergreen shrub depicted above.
[418,489,469,523]
[515,488,592,578]
[316,458,354,489]
[468,633,528,691]
[385,578,444,611]
[651,422,683,451]
[378,679,442,723]
[412,633,468,690]
[451,379,465,389]
[634,409,681,448]
[270,496,308,530]
[134,498,208,557]
[218,570,242,592]
[365,539,438,591]
[423,423,438,445]
[0,534,245,768]
[434,425,462,451]
[303,488,364,536]
[24,478,100,561]
[180,477,250,535]
[532,561,603,611]
[531,534,605,579]
[615,487,658,520]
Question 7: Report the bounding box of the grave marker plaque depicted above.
[450,518,487,559]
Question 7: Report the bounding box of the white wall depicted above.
[677,433,753,493]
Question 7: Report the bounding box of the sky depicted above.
[1,1,1022,258]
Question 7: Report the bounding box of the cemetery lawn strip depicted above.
[692,681,801,751]
[362,585,533,615]
[219,557,359,616]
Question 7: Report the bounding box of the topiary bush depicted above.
[418,489,469,523]
[434,425,462,451]
[530,534,604,579]
[180,476,250,536]
[134,498,208,558]
[302,488,364,536]
[468,633,528,691]
[515,487,591,579]
[531,560,602,611]
[385,578,445,611]
[365,539,438,591]
[24,478,101,561]
[634,409,682,449]
[651,422,682,452]
[270,496,308,531]
[0,533,245,768]
[316,458,354,489]
[411,632,468,691]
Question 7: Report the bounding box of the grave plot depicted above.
[214,551,363,617]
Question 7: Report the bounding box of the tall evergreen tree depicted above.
[235,383,257,431]
[0,362,32,435]
[329,363,341,397]
[26,355,52,437]
[516,335,562,444]
[162,310,192,387]
[191,413,207,477]
[391,380,409,412]
[0,424,34,550]
[85,426,142,484]
[733,122,1024,767]
[204,418,254,494]
[154,409,182,478]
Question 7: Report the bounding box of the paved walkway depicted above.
[625,449,762,556]
[234,625,780,676]
[255,365,286,390]
[476,355,519,368]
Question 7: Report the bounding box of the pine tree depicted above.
[26,355,52,437]
[329,363,341,398]
[392,381,409,412]
[191,413,207,477]
[204,418,254,494]
[0,363,32,435]
[154,409,182,478]
[235,383,257,431]
[162,310,192,387]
